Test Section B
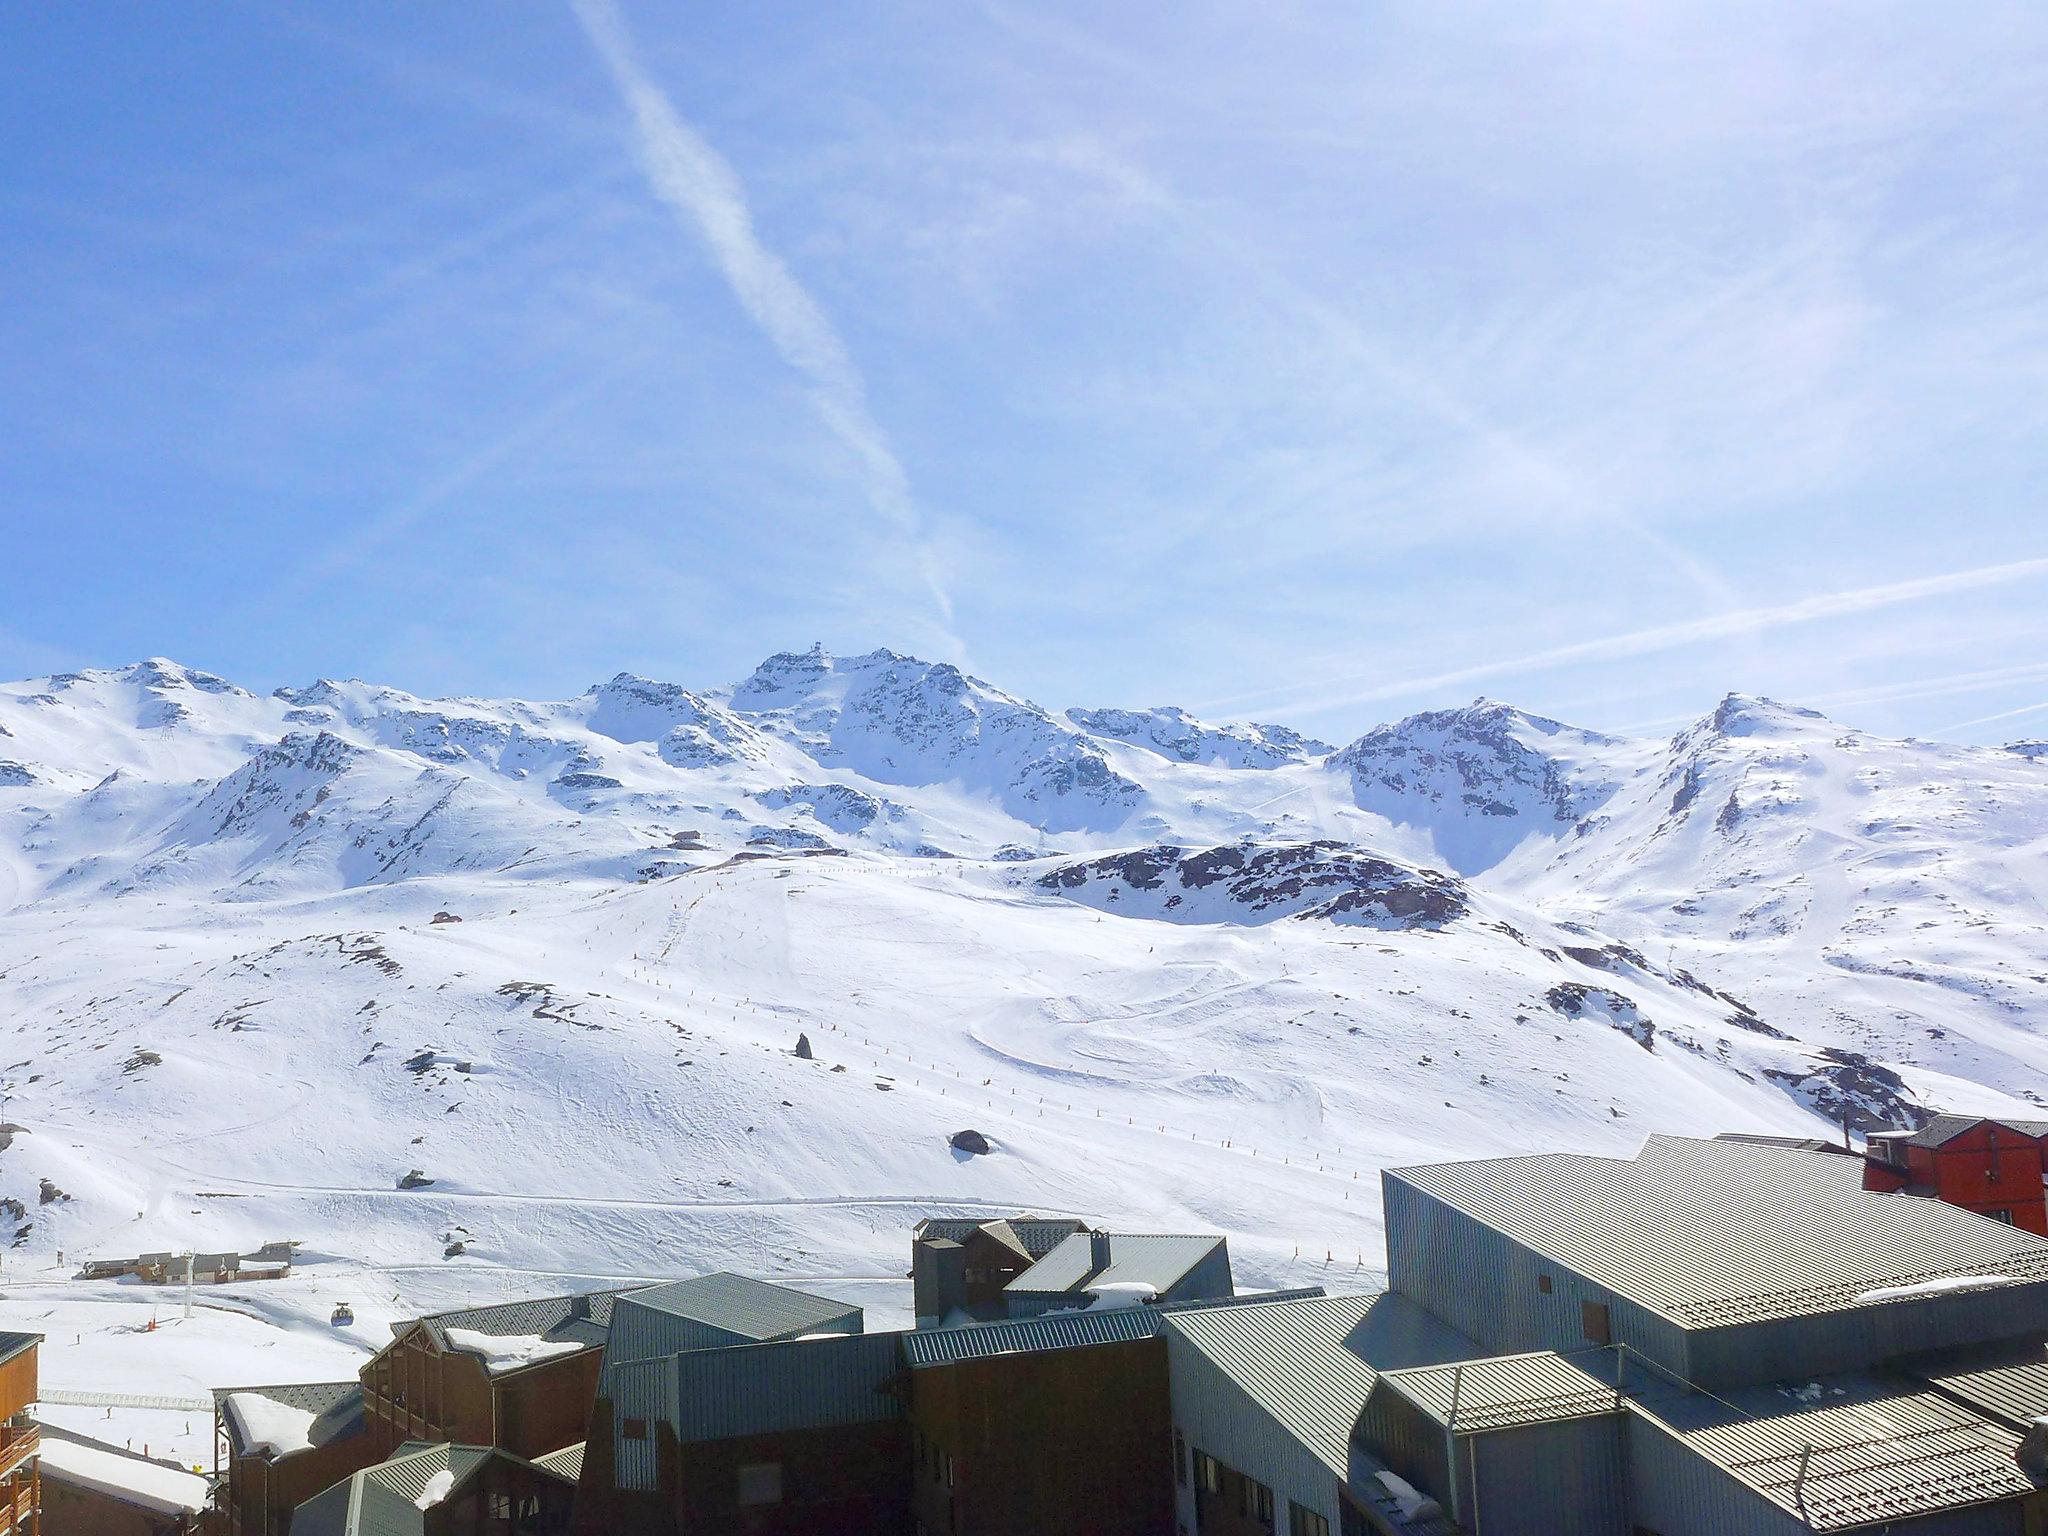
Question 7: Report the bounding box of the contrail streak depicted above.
[1204,556,2048,718]
[569,0,957,644]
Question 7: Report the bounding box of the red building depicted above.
[1864,1114,2048,1235]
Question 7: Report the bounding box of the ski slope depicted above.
[0,651,2042,1414]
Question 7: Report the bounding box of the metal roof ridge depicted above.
[419,1284,634,1320]
[1158,1285,1331,1316]
[1381,1148,1635,1179]
[211,1379,360,1398]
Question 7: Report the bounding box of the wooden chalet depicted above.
[212,1382,370,1536]
[361,1291,626,1462]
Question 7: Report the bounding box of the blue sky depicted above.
[4,2,2047,745]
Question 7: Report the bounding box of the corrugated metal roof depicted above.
[1874,1114,2048,1150]
[0,1333,38,1369]
[914,1216,1084,1257]
[973,1219,1034,1263]
[214,1381,365,1456]
[1162,1292,1479,1478]
[1006,1232,1225,1295]
[1913,1335,2048,1428]
[1387,1134,2048,1328]
[1378,1351,1620,1432]
[621,1272,861,1340]
[1634,1376,2036,1531]
[298,1443,498,1536]
[412,1288,628,1352]
[903,1303,1165,1366]
[901,1286,1334,1368]
[532,1441,584,1482]
[1714,1133,1849,1155]
[666,1329,904,1444]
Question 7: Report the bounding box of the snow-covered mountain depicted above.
[1,650,2043,1440]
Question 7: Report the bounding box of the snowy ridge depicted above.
[0,650,2044,1445]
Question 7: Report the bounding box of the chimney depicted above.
[1088,1229,1113,1280]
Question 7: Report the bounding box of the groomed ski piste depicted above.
[2,649,2043,1468]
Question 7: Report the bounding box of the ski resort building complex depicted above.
[139,1131,2048,1534]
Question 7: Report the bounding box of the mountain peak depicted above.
[1704,693,1832,739]
[45,657,247,698]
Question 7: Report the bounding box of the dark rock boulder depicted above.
[949,1129,992,1156]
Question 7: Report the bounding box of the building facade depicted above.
[0,1335,39,1536]
[214,1382,373,1536]
[1864,1115,2048,1235]
[361,1291,622,1461]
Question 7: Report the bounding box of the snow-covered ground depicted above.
[0,649,2042,1417]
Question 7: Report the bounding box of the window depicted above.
[1990,1208,2015,1224]
[1290,1504,1331,1536]
[1255,1481,1275,1529]
[1174,1430,1189,1488]
[1195,1452,1223,1495]
[737,1462,783,1507]
[488,1494,512,1519]
[1581,1300,1611,1345]
[1537,1273,1552,1294]
[621,1417,648,1441]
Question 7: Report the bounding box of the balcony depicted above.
[0,1420,36,1479]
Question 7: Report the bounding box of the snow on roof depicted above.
[412,1466,455,1510]
[1084,1282,1158,1310]
[1854,1275,2018,1304]
[224,1391,319,1457]
[38,1436,209,1516]
[441,1327,585,1374]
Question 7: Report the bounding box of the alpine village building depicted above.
[66,1118,2048,1533]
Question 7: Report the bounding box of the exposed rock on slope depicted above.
[1034,841,1467,928]
[1329,700,1630,873]
[727,647,1141,832]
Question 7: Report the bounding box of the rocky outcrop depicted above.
[1036,840,1467,929]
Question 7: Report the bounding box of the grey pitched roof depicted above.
[531,1441,584,1482]
[621,1272,860,1341]
[1713,1132,1849,1155]
[905,1287,1334,1369]
[1874,1113,2048,1149]
[293,1443,498,1536]
[212,1381,365,1457]
[1912,1334,2048,1428]
[1005,1233,1223,1295]
[411,1288,628,1354]
[0,1333,38,1369]
[971,1219,1034,1264]
[1387,1134,2048,1328]
[1162,1292,1480,1478]
[904,1302,1165,1366]
[1632,1373,2037,1531]
[1377,1351,1621,1432]
[914,1216,1083,1258]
